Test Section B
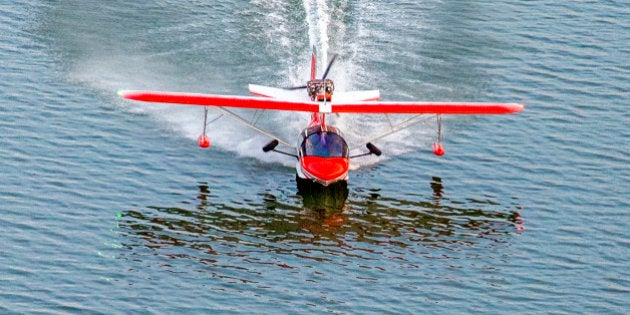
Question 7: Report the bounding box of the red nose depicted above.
[300,156,349,181]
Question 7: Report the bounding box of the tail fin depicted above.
[310,45,317,80]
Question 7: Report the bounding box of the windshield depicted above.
[301,132,348,158]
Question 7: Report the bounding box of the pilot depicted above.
[304,131,347,158]
[305,132,329,157]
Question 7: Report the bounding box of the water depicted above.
[1,0,628,313]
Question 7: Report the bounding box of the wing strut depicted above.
[211,106,295,149]
[198,108,211,148]
[432,115,445,156]
[350,114,436,150]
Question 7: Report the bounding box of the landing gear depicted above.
[349,142,382,158]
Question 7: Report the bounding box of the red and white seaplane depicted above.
[119,47,524,187]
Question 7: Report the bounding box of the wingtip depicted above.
[505,102,525,113]
[117,90,139,99]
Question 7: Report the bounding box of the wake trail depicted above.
[49,0,431,167]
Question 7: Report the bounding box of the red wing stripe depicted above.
[120,91,524,115]
[119,90,319,112]
[330,102,525,114]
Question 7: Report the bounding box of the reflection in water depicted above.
[116,178,524,277]
[296,176,350,231]
[430,176,444,199]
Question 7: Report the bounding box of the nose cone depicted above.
[300,156,349,182]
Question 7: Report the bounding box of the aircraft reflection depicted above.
[430,176,444,199]
[296,176,350,231]
[116,178,525,267]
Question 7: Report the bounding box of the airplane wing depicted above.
[330,101,524,115]
[331,90,381,103]
[248,84,309,101]
[119,90,320,112]
[119,90,524,115]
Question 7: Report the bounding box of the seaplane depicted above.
[119,47,524,187]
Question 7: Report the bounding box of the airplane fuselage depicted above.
[296,113,350,186]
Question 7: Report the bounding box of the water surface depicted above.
[1,0,628,313]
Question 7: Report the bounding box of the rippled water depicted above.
[1,1,628,314]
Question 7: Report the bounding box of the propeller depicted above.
[283,53,338,90]
[284,85,307,90]
[320,54,338,80]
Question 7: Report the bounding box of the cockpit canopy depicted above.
[299,126,349,158]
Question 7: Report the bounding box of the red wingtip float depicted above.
[198,134,210,148]
[119,47,524,187]
[432,142,445,156]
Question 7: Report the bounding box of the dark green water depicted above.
[1,1,627,313]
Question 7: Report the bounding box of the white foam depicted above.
[70,1,433,169]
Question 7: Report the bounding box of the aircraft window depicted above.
[301,132,348,158]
